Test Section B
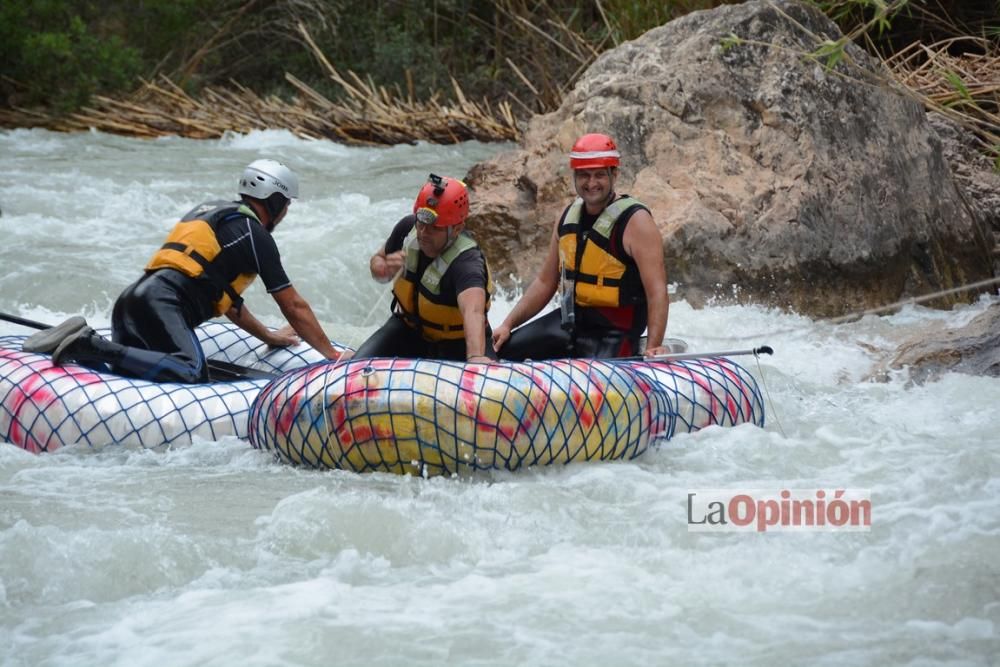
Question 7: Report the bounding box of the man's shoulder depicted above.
[454,238,485,257]
[393,214,417,233]
[614,193,647,208]
[450,243,487,271]
[180,199,242,221]
[613,195,652,221]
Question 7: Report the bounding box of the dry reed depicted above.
[0,22,520,145]
[884,38,1000,157]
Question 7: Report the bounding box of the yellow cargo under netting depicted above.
[248,355,765,476]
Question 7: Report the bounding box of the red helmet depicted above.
[413,174,469,227]
[569,133,621,170]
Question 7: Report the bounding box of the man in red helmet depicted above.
[492,133,670,360]
[354,173,495,362]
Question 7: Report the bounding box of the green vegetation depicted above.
[0,1,143,111]
[1,0,996,159]
[0,0,745,114]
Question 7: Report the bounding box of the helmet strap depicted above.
[443,223,465,249]
[605,167,617,205]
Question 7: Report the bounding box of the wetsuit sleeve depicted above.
[384,215,416,254]
[248,220,292,293]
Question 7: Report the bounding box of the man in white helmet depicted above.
[25,159,341,382]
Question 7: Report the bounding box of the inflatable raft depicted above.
[248,355,766,476]
[0,322,334,452]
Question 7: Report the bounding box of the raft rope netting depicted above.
[0,266,388,453]
[0,321,326,452]
[247,354,765,475]
[7,275,981,460]
[249,269,768,474]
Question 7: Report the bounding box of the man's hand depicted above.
[466,355,493,364]
[491,323,512,352]
[265,324,300,348]
[371,249,406,283]
[644,339,687,358]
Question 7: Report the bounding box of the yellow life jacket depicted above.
[557,195,647,308]
[145,200,258,316]
[391,233,494,342]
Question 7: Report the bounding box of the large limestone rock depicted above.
[466,0,995,316]
[927,112,1000,277]
[877,303,1000,382]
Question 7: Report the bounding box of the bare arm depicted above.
[369,246,406,283]
[270,286,341,360]
[492,223,561,351]
[225,306,299,347]
[457,286,490,361]
[623,209,669,352]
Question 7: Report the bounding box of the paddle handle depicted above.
[617,345,774,363]
[0,313,48,331]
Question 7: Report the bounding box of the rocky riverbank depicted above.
[463,0,999,378]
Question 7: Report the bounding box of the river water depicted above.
[0,129,997,666]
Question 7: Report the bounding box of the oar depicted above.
[0,312,277,382]
[201,359,277,382]
[615,345,774,363]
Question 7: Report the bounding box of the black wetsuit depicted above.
[499,202,648,361]
[353,215,494,362]
[109,202,291,383]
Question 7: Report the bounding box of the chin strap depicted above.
[444,224,464,249]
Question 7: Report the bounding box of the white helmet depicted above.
[238,159,299,200]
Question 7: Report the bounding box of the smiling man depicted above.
[353,174,495,363]
[492,133,670,360]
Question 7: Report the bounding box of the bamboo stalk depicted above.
[9,65,521,144]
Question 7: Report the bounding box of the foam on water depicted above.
[1,129,999,666]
